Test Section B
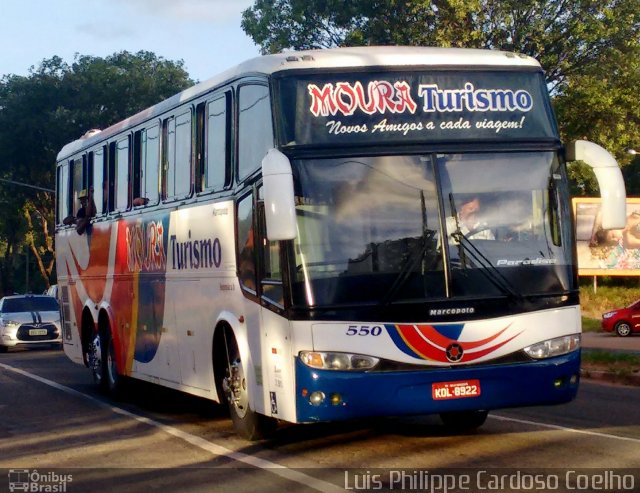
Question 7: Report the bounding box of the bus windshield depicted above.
[291,151,575,307]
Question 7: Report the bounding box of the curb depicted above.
[581,367,640,386]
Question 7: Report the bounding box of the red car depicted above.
[601,300,640,337]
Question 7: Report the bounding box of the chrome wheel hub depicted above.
[223,358,249,418]
[88,335,102,383]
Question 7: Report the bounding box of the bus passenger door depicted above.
[256,199,296,423]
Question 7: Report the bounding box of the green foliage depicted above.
[553,45,640,176]
[579,278,640,318]
[622,157,640,196]
[242,0,640,91]
[582,350,640,365]
[242,0,640,195]
[0,51,192,294]
[568,161,600,197]
[581,317,601,333]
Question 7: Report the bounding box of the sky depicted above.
[0,0,261,83]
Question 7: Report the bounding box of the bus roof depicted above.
[57,46,542,160]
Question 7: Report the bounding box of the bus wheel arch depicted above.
[99,310,123,396]
[86,308,123,396]
[212,322,232,407]
[212,322,276,440]
[80,308,97,368]
[440,409,489,431]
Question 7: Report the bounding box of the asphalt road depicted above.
[0,348,639,493]
[582,331,640,352]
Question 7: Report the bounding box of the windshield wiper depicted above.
[450,231,523,301]
[380,191,437,306]
[379,232,436,306]
[448,193,468,268]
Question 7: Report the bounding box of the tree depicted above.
[0,51,193,294]
[554,46,640,159]
[243,0,640,90]
[242,0,640,194]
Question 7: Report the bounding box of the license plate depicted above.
[29,329,48,336]
[432,380,481,400]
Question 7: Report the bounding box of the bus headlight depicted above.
[523,334,581,359]
[300,351,379,370]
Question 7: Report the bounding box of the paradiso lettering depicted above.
[126,221,167,273]
[307,80,534,136]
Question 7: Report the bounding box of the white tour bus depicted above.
[55,47,626,439]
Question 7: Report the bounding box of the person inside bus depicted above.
[63,188,96,235]
[448,194,495,242]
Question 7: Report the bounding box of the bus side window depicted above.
[238,84,273,182]
[162,117,174,200]
[175,110,192,197]
[93,146,105,215]
[163,110,193,201]
[56,163,70,224]
[257,187,284,307]
[132,130,142,205]
[107,142,116,212]
[141,124,160,205]
[71,156,85,216]
[205,93,230,191]
[237,192,257,294]
[195,102,206,193]
[115,136,130,211]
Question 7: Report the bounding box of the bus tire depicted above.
[88,332,105,387]
[104,332,123,396]
[440,410,488,431]
[88,328,123,397]
[221,329,276,440]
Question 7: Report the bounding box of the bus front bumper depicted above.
[295,351,580,423]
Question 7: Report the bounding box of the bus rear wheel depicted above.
[87,333,104,386]
[221,330,276,440]
[440,410,488,431]
[88,330,122,396]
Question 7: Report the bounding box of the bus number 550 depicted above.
[346,325,383,336]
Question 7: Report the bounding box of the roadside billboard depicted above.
[573,197,640,275]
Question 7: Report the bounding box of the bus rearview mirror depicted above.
[566,140,626,229]
[261,149,297,241]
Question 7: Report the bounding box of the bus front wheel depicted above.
[221,330,276,440]
[440,410,488,431]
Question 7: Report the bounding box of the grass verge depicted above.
[581,317,601,333]
[579,282,640,319]
[581,350,640,385]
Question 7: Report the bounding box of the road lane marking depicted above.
[0,362,342,493]
[4,360,639,480]
[490,414,640,444]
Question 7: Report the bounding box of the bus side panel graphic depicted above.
[119,215,170,366]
